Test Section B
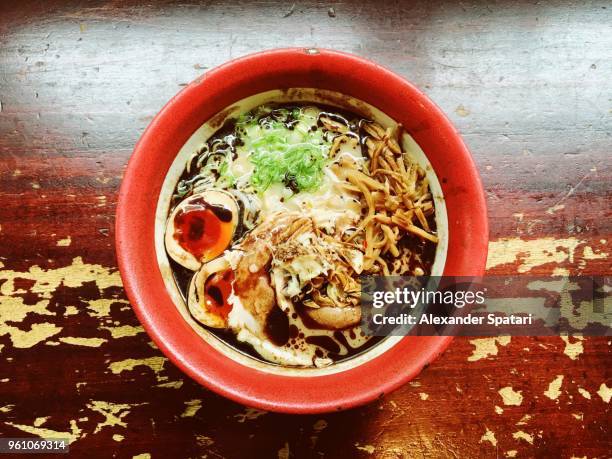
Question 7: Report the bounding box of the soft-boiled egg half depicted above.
[188,256,234,328]
[165,190,239,271]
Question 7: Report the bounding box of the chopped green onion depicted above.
[237,106,331,193]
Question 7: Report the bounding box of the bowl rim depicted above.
[116,47,489,413]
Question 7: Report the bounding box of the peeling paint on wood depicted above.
[561,336,584,360]
[56,236,72,247]
[512,431,534,444]
[5,420,81,444]
[596,383,611,403]
[0,1,609,457]
[234,408,267,423]
[543,375,564,400]
[108,357,167,376]
[468,336,511,361]
[180,399,202,418]
[480,427,497,447]
[100,325,144,339]
[88,400,144,433]
[487,238,582,273]
[59,336,107,347]
[577,387,592,400]
[499,387,523,406]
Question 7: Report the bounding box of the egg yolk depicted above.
[203,269,235,320]
[173,201,233,262]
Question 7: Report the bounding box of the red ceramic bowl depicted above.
[116,48,488,413]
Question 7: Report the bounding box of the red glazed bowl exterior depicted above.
[115,48,488,413]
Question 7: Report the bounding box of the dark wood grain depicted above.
[0,1,610,458]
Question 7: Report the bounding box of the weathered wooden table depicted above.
[1,1,610,457]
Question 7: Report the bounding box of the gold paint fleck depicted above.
[0,405,14,413]
[572,413,583,421]
[113,434,124,442]
[33,417,49,427]
[234,407,267,423]
[468,336,511,361]
[455,105,470,117]
[495,406,504,415]
[156,380,183,389]
[355,443,375,454]
[132,454,151,459]
[561,336,584,360]
[419,392,429,400]
[544,375,564,400]
[180,399,202,418]
[101,325,144,339]
[516,414,531,425]
[506,451,517,458]
[59,336,106,347]
[5,420,81,444]
[108,356,167,376]
[56,237,72,247]
[87,400,142,433]
[578,387,591,399]
[596,383,611,403]
[499,386,523,406]
[65,306,79,316]
[480,427,497,447]
[512,430,534,444]
[87,298,129,318]
[5,322,62,349]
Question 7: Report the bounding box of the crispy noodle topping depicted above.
[165,104,438,367]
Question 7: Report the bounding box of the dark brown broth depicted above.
[167,103,436,366]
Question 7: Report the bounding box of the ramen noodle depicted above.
[164,104,438,367]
